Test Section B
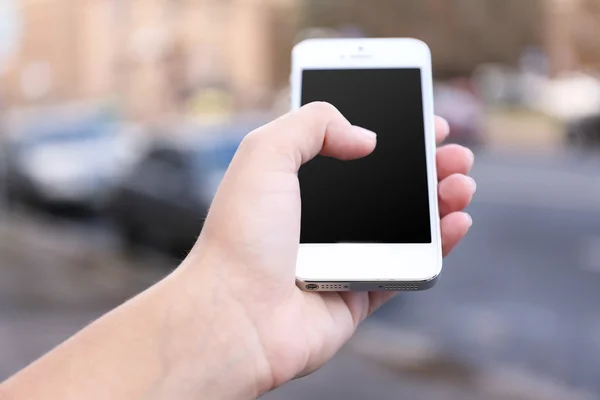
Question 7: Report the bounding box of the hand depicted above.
[171,102,476,397]
[0,102,475,400]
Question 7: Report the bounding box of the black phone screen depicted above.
[299,68,432,244]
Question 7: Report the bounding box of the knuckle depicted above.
[238,127,264,153]
[302,101,341,118]
[237,126,297,171]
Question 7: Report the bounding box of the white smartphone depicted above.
[291,38,442,292]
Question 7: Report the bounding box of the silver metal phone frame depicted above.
[296,275,439,292]
[293,40,441,293]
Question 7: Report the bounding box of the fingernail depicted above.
[467,148,475,164]
[352,126,377,141]
[439,118,450,135]
[465,213,473,228]
[467,176,477,193]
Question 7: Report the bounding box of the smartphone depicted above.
[291,38,441,292]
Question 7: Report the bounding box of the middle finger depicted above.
[439,173,476,217]
[436,144,474,181]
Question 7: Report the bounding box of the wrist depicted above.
[155,257,275,399]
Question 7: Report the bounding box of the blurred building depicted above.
[2,0,600,124]
[545,0,600,74]
[0,0,300,122]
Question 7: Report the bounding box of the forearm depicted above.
[1,285,171,400]
[0,264,271,400]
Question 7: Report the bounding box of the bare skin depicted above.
[0,102,475,400]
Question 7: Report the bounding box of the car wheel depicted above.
[168,241,194,260]
[566,128,585,149]
[565,119,600,152]
[119,224,147,257]
[3,188,18,211]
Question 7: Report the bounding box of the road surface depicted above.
[2,150,600,399]
[268,150,600,399]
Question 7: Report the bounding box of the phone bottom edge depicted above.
[296,275,440,292]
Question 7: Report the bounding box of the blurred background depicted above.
[1,0,600,399]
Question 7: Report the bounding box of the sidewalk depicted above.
[264,325,596,400]
[484,108,564,154]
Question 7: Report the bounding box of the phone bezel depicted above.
[291,38,442,287]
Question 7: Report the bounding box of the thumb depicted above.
[193,102,377,284]
[234,102,377,174]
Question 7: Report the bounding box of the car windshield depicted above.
[18,122,116,149]
[193,139,241,174]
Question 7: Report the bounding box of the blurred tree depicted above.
[302,0,544,77]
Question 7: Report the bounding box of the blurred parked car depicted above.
[107,119,265,257]
[6,118,147,213]
[528,73,600,151]
[535,73,600,122]
[434,79,486,149]
[565,113,600,150]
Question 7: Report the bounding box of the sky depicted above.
[0,0,20,68]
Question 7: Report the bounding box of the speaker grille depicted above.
[318,284,349,291]
[380,284,419,291]
[305,283,421,291]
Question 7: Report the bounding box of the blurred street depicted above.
[2,0,600,398]
[3,149,600,399]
